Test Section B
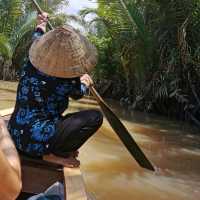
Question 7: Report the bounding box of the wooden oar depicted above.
[31,0,53,30]
[31,0,155,171]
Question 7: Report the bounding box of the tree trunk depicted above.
[2,60,12,81]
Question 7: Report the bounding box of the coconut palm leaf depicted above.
[10,13,36,55]
[81,1,152,76]
[0,0,23,35]
[97,0,150,43]
[0,13,36,60]
[0,34,12,59]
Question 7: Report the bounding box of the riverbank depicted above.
[0,80,198,133]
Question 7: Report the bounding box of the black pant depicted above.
[49,109,103,158]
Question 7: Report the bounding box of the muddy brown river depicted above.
[0,84,200,200]
[73,99,200,200]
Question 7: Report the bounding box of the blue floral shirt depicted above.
[8,30,87,157]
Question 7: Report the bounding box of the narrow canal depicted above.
[0,82,199,200]
[72,99,200,200]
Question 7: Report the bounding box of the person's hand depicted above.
[80,74,93,87]
[36,12,48,33]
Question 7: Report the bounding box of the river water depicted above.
[71,98,200,200]
[0,86,200,200]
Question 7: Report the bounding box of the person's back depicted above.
[8,13,103,168]
[8,59,85,158]
[0,116,22,200]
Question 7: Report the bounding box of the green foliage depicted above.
[80,0,200,125]
[0,34,12,58]
[0,0,69,79]
[0,0,199,125]
[23,0,68,14]
[89,35,119,78]
[0,0,23,35]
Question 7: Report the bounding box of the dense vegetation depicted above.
[0,0,200,127]
[0,0,68,79]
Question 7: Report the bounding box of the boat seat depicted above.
[20,154,63,195]
[20,153,89,200]
[20,148,89,200]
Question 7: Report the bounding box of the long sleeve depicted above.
[32,28,45,41]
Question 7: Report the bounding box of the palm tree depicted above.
[0,0,36,79]
[0,0,69,80]
[80,0,200,125]
[79,0,153,100]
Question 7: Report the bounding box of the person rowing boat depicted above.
[8,12,103,168]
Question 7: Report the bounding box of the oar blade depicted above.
[99,101,155,171]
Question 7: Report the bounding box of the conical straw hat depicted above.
[29,25,98,78]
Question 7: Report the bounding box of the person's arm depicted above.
[70,78,88,100]
[70,74,93,100]
[0,117,22,200]
[32,12,48,41]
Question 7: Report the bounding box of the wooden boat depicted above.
[0,108,93,200]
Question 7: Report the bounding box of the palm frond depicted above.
[10,13,36,53]
[97,0,149,38]
[79,8,98,18]
[0,33,12,59]
[0,0,23,35]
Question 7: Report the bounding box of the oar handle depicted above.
[89,86,107,104]
[31,0,54,30]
